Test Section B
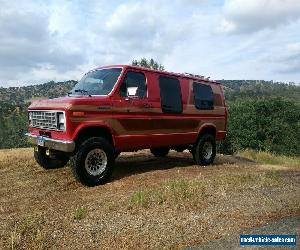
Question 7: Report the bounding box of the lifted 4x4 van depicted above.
[26,65,227,186]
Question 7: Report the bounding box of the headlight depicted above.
[57,112,65,131]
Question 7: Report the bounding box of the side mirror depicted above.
[127,86,138,97]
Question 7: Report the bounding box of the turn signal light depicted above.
[72,111,85,117]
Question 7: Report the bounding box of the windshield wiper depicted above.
[73,89,92,97]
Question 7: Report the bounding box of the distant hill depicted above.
[0,80,77,105]
[219,80,300,102]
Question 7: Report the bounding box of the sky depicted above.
[0,0,300,87]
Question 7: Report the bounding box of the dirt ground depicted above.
[0,148,299,249]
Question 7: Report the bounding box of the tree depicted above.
[132,58,165,70]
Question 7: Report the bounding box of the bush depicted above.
[219,97,300,156]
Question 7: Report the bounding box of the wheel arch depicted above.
[73,125,115,148]
[197,124,217,140]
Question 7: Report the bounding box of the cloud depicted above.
[276,42,300,74]
[103,2,187,61]
[0,0,300,86]
[219,0,300,34]
[0,3,86,85]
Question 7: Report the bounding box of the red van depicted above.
[26,65,227,186]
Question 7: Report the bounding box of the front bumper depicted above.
[25,133,75,152]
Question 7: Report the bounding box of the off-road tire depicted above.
[34,147,69,169]
[71,137,114,186]
[150,147,170,157]
[193,134,216,165]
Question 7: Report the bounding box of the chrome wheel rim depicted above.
[202,141,213,160]
[84,149,107,176]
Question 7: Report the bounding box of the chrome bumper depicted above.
[25,133,75,152]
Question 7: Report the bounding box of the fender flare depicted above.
[72,122,117,146]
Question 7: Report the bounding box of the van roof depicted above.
[94,64,220,85]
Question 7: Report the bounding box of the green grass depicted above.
[74,207,87,220]
[237,149,300,167]
[167,178,191,200]
[130,190,148,208]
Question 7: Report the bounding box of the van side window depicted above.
[193,82,214,110]
[120,71,146,98]
[159,76,183,113]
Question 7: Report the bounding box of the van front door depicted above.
[111,70,153,150]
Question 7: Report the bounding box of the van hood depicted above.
[28,96,110,110]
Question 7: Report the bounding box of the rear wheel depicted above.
[193,134,216,165]
[34,147,69,169]
[71,137,114,186]
[150,147,170,157]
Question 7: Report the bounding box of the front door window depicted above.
[119,71,147,98]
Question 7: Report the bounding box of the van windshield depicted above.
[70,68,122,96]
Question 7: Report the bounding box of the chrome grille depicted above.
[31,111,58,130]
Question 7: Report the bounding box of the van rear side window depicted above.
[159,76,183,113]
[193,82,214,110]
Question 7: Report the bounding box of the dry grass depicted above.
[0,148,299,249]
[237,149,300,167]
[127,170,287,213]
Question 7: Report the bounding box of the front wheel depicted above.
[193,134,216,165]
[34,147,69,169]
[71,137,115,186]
